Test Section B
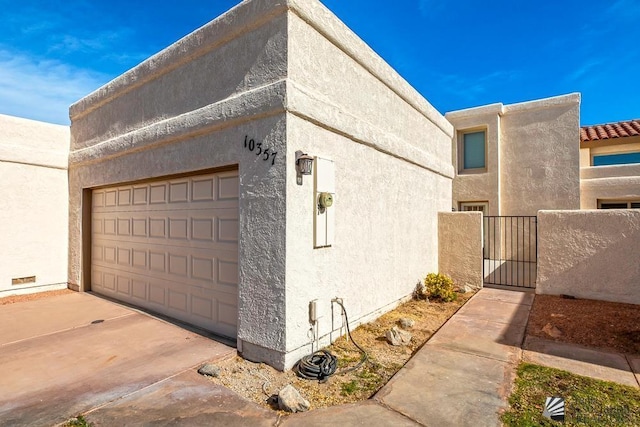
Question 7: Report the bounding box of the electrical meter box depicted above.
[314,157,335,248]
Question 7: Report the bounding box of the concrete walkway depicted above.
[2,288,637,426]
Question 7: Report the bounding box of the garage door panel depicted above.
[93,210,238,248]
[117,276,130,295]
[131,279,147,300]
[218,173,239,199]
[168,289,188,312]
[92,174,238,212]
[93,199,238,214]
[191,295,214,320]
[149,283,165,306]
[93,240,238,259]
[91,171,238,339]
[93,242,237,287]
[92,264,238,336]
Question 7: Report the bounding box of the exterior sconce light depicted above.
[296,151,314,175]
[295,151,314,185]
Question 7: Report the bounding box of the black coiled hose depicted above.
[293,349,337,382]
[293,300,368,381]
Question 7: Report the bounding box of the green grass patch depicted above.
[502,363,640,426]
[341,380,359,395]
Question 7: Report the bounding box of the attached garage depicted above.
[91,170,239,339]
[68,0,454,370]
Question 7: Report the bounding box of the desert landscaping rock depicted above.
[197,363,221,377]
[398,318,415,329]
[386,326,412,346]
[205,293,472,410]
[278,384,310,413]
[542,323,563,338]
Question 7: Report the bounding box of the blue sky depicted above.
[1,0,638,126]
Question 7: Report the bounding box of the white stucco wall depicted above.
[275,1,453,368]
[537,210,640,305]
[438,212,483,290]
[0,114,69,296]
[500,94,581,215]
[69,0,454,370]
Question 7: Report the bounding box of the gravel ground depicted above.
[203,292,474,412]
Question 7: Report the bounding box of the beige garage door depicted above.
[91,170,239,339]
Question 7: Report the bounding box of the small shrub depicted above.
[422,273,457,302]
[65,416,93,427]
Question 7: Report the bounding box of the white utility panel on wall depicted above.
[314,157,335,248]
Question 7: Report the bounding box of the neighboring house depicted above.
[580,119,640,209]
[446,98,640,213]
[445,94,581,217]
[445,94,582,288]
[66,0,454,370]
[0,114,69,297]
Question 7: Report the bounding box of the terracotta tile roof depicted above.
[581,119,640,142]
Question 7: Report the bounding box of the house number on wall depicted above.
[243,135,278,166]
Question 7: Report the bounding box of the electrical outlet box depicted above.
[309,300,318,323]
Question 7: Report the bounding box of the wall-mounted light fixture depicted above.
[295,151,314,185]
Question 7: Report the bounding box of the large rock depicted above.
[398,318,415,329]
[386,326,412,346]
[457,284,474,294]
[278,384,310,413]
[197,363,221,377]
[542,323,563,338]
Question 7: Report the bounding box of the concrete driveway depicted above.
[0,292,237,426]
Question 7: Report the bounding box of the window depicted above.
[593,152,640,166]
[598,200,640,209]
[461,131,486,171]
[459,202,488,214]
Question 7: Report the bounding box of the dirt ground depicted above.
[0,289,73,305]
[205,292,473,411]
[526,294,640,355]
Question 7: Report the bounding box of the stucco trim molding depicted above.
[69,80,287,167]
[501,93,581,115]
[286,80,454,178]
[0,145,68,170]
[445,103,503,120]
[581,164,640,180]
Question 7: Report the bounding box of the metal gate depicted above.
[483,216,537,289]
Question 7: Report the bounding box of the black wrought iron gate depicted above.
[483,216,537,289]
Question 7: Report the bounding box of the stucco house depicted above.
[2,0,638,371]
[447,98,640,215]
[64,0,454,370]
[446,94,582,217]
[580,119,640,209]
[445,97,640,289]
[0,114,69,297]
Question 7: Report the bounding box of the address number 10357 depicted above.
[243,135,278,166]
